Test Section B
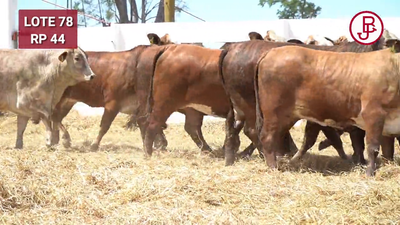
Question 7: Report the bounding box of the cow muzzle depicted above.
[84,73,96,81]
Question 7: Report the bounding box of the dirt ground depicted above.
[1,112,400,224]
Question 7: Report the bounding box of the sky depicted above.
[17,0,400,28]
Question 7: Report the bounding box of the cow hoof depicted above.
[225,155,235,166]
[290,153,302,163]
[62,140,71,148]
[340,154,352,162]
[352,155,367,165]
[366,167,376,177]
[153,143,167,151]
[90,143,99,151]
[201,146,213,153]
[14,145,23,150]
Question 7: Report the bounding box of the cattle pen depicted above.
[1,0,400,224]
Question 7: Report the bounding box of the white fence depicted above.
[37,18,400,123]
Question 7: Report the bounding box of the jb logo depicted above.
[350,11,384,45]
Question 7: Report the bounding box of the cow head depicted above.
[305,35,334,46]
[382,29,400,53]
[305,35,317,45]
[58,47,96,83]
[334,36,348,45]
[147,33,173,45]
[385,39,400,53]
[248,32,263,40]
[264,30,274,41]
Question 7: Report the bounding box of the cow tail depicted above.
[145,47,167,120]
[218,49,237,130]
[255,52,269,136]
[218,49,229,86]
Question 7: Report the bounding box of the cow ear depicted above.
[58,50,68,62]
[147,33,161,45]
[386,39,400,53]
[248,32,263,40]
[161,34,171,44]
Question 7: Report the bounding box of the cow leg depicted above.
[57,122,72,148]
[51,100,76,147]
[362,104,386,177]
[133,113,168,151]
[318,129,345,151]
[381,136,395,161]
[320,127,348,160]
[237,119,262,159]
[224,107,242,166]
[284,131,298,155]
[239,123,259,158]
[291,121,320,162]
[41,117,53,147]
[144,108,174,157]
[260,119,295,168]
[182,108,212,152]
[15,115,30,149]
[90,102,119,151]
[349,128,366,165]
[153,131,168,151]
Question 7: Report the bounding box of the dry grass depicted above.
[1,112,400,224]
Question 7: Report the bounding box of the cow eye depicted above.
[74,57,80,61]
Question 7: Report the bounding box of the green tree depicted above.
[73,0,188,26]
[259,0,321,19]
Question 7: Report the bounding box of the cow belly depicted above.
[352,111,400,136]
[1,94,34,118]
[180,104,214,116]
[119,96,139,114]
[293,109,353,130]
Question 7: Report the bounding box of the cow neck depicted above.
[50,62,72,110]
[39,60,74,116]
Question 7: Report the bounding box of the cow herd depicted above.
[1,29,400,177]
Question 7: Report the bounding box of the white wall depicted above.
[0,0,17,49]
[77,18,400,52]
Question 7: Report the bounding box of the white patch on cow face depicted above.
[181,104,214,115]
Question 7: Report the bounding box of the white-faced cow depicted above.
[0,48,95,149]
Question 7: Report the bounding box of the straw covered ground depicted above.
[1,111,400,224]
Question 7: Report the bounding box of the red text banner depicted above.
[18,10,78,49]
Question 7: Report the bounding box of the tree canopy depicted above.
[73,0,188,26]
[259,0,322,19]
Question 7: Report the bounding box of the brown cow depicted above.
[255,45,400,176]
[220,38,393,166]
[142,34,257,154]
[141,44,251,157]
[50,45,171,150]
